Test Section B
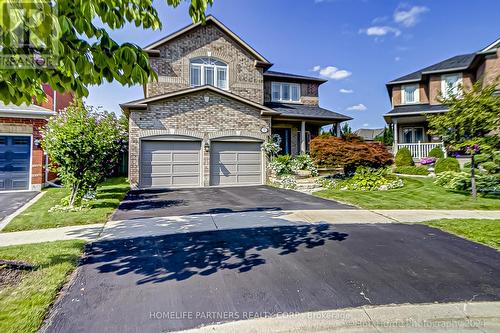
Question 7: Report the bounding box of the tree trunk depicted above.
[471,154,477,200]
[69,181,80,207]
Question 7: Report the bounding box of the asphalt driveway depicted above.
[44,223,500,333]
[0,191,38,222]
[111,185,354,221]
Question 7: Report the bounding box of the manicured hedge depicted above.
[434,157,460,174]
[310,135,392,173]
[395,148,414,167]
[394,166,429,175]
[428,147,445,159]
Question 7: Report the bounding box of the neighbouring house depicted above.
[353,128,384,142]
[121,16,351,189]
[384,38,500,159]
[0,85,73,191]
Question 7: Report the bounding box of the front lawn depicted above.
[314,177,500,210]
[424,219,500,250]
[3,177,129,232]
[0,240,86,333]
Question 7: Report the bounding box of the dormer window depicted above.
[441,73,462,98]
[190,57,228,90]
[271,82,301,102]
[401,84,419,104]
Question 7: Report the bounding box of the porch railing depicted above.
[396,142,446,159]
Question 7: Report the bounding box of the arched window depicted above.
[190,57,228,90]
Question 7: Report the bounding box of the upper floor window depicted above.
[190,57,228,90]
[441,73,462,98]
[401,84,419,104]
[271,82,301,102]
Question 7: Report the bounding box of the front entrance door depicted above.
[273,128,291,155]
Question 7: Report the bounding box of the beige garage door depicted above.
[140,140,201,188]
[210,141,262,186]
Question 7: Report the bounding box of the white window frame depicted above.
[441,73,462,98]
[401,127,425,143]
[401,84,419,104]
[271,82,301,103]
[190,57,228,90]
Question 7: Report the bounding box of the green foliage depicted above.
[435,171,500,194]
[395,148,414,167]
[289,154,319,176]
[341,122,352,135]
[262,134,282,157]
[268,155,293,176]
[374,126,394,146]
[482,161,500,174]
[434,157,460,174]
[41,102,125,207]
[0,0,214,104]
[428,147,445,159]
[268,154,318,177]
[427,80,500,152]
[321,166,404,191]
[394,166,429,175]
[310,135,393,174]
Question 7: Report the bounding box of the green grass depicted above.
[0,240,86,333]
[3,177,129,232]
[314,177,500,210]
[424,219,500,250]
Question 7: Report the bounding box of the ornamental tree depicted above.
[0,0,214,105]
[42,102,126,207]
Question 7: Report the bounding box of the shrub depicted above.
[428,147,445,159]
[289,154,318,176]
[434,157,460,174]
[481,161,500,174]
[310,135,393,174]
[395,148,414,167]
[268,154,293,176]
[394,166,429,175]
[268,154,319,177]
[435,171,500,193]
[321,166,404,191]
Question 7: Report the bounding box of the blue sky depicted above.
[85,0,500,130]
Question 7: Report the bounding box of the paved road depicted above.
[0,191,38,222]
[44,223,500,333]
[111,186,354,221]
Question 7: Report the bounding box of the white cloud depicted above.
[395,56,401,61]
[360,26,401,37]
[363,123,370,127]
[394,6,429,27]
[346,104,367,111]
[372,16,388,24]
[339,88,353,93]
[313,65,352,80]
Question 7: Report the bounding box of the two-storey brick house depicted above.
[121,16,351,189]
[384,38,499,159]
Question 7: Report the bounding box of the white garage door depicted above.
[210,141,262,186]
[140,140,201,188]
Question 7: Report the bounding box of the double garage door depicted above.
[140,140,262,188]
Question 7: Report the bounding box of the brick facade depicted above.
[0,118,46,190]
[147,21,264,104]
[263,80,320,105]
[128,91,269,187]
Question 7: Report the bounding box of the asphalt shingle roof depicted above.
[388,53,476,84]
[353,128,384,141]
[266,103,352,120]
[385,103,448,115]
[264,70,327,83]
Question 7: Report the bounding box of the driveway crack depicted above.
[210,214,219,230]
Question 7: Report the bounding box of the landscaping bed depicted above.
[0,240,86,333]
[424,219,500,250]
[2,177,129,232]
[314,177,500,210]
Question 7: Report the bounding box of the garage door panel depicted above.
[210,142,262,186]
[0,136,31,191]
[141,140,200,188]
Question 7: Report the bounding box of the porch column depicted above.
[336,122,341,137]
[300,120,306,154]
[393,120,398,154]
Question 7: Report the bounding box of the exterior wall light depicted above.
[34,138,41,147]
[204,95,210,103]
[204,142,210,152]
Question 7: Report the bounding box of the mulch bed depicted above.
[0,260,36,289]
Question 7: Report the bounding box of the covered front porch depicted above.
[270,118,342,156]
[391,115,446,159]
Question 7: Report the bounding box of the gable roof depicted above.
[353,128,384,141]
[0,101,54,118]
[388,53,476,84]
[144,15,272,67]
[263,70,327,83]
[120,85,279,115]
[479,38,500,53]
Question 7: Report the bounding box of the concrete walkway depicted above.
[178,301,500,333]
[1,209,499,246]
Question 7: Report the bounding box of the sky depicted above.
[85,0,500,130]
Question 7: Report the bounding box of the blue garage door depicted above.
[0,136,31,191]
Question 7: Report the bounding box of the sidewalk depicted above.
[178,301,500,333]
[1,209,499,247]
